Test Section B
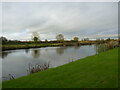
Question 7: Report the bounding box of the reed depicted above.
[27,63,50,74]
[8,74,15,80]
[97,41,118,54]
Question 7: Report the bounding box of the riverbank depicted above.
[2,47,118,88]
[2,40,119,51]
[1,42,94,51]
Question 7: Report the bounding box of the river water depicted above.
[1,45,97,81]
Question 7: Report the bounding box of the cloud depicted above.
[1,2,118,40]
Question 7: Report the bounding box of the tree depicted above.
[32,32,40,43]
[56,34,64,42]
[106,38,111,42]
[0,36,8,43]
[84,38,89,41]
[45,39,48,43]
[73,36,79,42]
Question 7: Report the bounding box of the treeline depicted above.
[0,35,119,45]
[1,33,80,45]
[1,38,118,45]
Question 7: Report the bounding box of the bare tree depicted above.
[0,36,8,44]
[32,32,40,42]
[56,34,64,42]
[0,36,8,42]
[45,39,48,43]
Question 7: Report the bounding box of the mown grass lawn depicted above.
[2,47,118,88]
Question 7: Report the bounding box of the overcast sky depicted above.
[0,2,118,40]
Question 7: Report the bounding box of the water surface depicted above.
[1,45,97,81]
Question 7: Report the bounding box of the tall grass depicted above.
[27,63,50,74]
[97,41,118,54]
[2,74,15,81]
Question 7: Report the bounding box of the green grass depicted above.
[2,47,118,88]
[1,41,94,51]
[2,43,64,51]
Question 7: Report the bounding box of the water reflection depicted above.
[0,51,11,59]
[56,47,66,55]
[25,49,29,54]
[74,46,81,49]
[31,49,40,58]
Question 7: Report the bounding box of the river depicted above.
[1,45,97,81]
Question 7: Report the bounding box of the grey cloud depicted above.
[1,2,118,40]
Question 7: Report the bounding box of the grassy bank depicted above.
[2,40,119,51]
[2,43,67,51]
[2,48,118,88]
[1,41,97,51]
